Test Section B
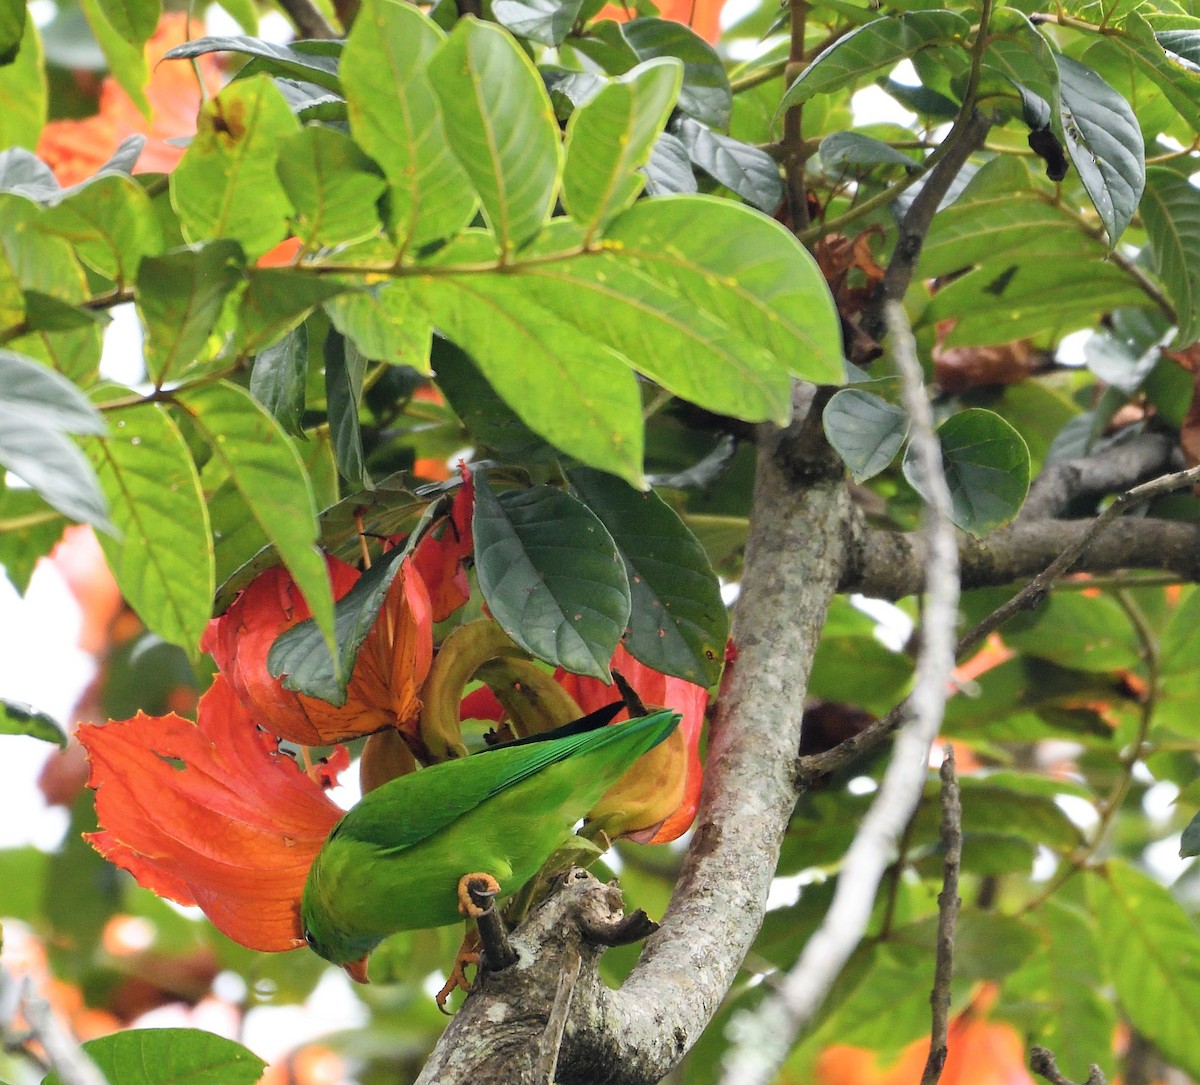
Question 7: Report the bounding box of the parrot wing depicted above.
[330,705,675,856]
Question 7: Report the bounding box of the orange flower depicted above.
[558,643,707,843]
[78,675,346,952]
[593,0,724,44]
[202,554,433,746]
[36,14,222,185]
[411,464,474,622]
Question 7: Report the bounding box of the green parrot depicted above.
[300,705,681,981]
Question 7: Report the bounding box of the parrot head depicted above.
[301,858,380,984]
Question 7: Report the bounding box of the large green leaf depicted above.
[340,0,475,249]
[562,58,682,236]
[276,126,387,249]
[171,75,300,260]
[0,16,46,150]
[39,174,163,285]
[324,282,433,369]
[1141,167,1200,346]
[324,330,370,489]
[0,698,65,746]
[79,0,148,116]
[95,0,160,44]
[1090,861,1200,1079]
[1002,592,1140,673]
[1116,13,1200,136]
[163,36,342,93]
[493,0,586,46]
[45,1029,265,1085]
[621,19,731,129]
[83,398,213,656]
[250,323,308,436]
[136,240,245,386]
[903,408,1029,535]
[473,475,630,680]
[822,388,909,483]
[568,467,728,686]
[429,18,562,252]
[778,10,971,113]
[674,117,783,214]
[176,381,336,657]
[1057,55,1144,245]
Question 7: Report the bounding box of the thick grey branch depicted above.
[1022,434,1178,519]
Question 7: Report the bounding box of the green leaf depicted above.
[892,911,1039,984]
[136,241,245,386]
[429,18,562,252]
[324,329,371,489]
[822,388,909,482]
[267,544,407,705]
[0,350,107,435]
[235,268,347,356]
[568,467,728,685]
[0,0,25,63]
[622,18,731,129]
[1091,861,1200,1079]
[818,131,920,173]
[493,0,586,46]
[903,408,1030,535]
[562,58,682,235]
[45,1029,265,1085]
[674,117,783,213]
[1057,55,1144,245]
[1116,13,1200,136]
[171,75,300,260]
[276,126,387,248]
[473,474,631,679]
[1003,592,1140,673]
[778,10,971,114]
[1141,167,1200,346]
[0,16,46,150]
[250,323,308,436]
[176,381,336,659]
[0,415,111,531]
[0,699,65,746]
[39,174,163,285]
[1181,810,1200,857]
[83,399,214,656]
[95,0,160,44]
[642,131,697,195]
[79,0,149,116]
[341,0,475,249]
[163,36,341,93]
[324,282,433,369]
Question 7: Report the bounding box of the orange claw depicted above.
[436,929,482,1014]
[457,873,502,918]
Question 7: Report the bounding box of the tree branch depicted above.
[0,967,107,1085]
[274,0,337,37]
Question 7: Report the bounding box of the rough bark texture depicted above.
[416,384,850,1084]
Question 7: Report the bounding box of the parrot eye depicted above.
[303,929,316,948]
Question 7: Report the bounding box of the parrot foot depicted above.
[457,873,502,918]
[436,930,481,1015]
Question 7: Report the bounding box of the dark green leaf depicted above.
[1156,27,1200,66]
[1182,810,1200,857]
[1003,592,1140,673]
[163,36,342,93]
[324,329,371,489]
[562,58,682,234]
[903,408,1029,535]
[1090,861,1200,1078]
[642,131,696,195]
[235,268,347,356]
[428,18,562,251]
[818,131,920,173]
[276,126,386,248]
[46,1029,265,1085]
[267,544,407,704]
[622,18,731,128]
[0,0,25,63]
[493,0,586,46]
[778,10,971,114]
[0,699,65,745]
[83,398,214,655]
[171,75,300,260]
[473,474,630,679]
[341,0,475,248]
[251,323,308,436]
[674,117,783,213]
[892,912,1039,984]
[568,467,728,685]
[136,241,245,386]
[822,388,908,482]
[0,350,107,434]
[1141,167,1200,346]
[177,381,337,657]
[1057,55,1144,245]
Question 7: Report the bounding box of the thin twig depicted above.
[920,747,962,1085]
[1030,1046,1109,1085]
[0,968,108,1085]
[274,0,337,36]
[719,302,961,1085]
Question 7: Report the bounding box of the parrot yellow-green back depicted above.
[301,708,680,974]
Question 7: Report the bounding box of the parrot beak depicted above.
[342,956,370,984]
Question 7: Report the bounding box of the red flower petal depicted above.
[78,675,343,952]
[412,464,475,622]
